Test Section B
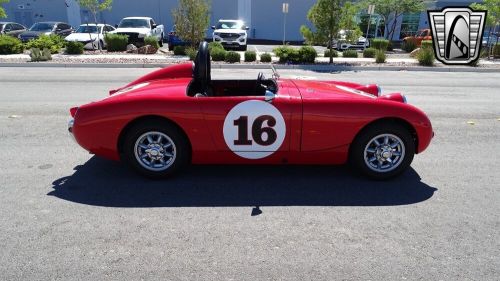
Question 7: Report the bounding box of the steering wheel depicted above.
[193,41,211,95]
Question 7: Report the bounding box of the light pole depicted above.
[282,2,289,45]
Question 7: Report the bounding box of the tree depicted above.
[77,0,113,24]
[172,0,210,48]
[300,0,342,63]
[471,0,500,57]
[360,0,425,41]
[0,0,9,19]
[471,0,500,28]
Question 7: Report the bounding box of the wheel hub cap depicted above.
[364,134,405,173]
[134,132,176,172]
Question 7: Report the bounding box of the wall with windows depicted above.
[1,0,70,28]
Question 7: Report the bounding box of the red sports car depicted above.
[69,42,433,179]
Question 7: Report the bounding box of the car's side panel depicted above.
[192,81,302,164]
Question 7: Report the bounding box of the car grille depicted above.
[117,32,140,42]
[219,33,240,40]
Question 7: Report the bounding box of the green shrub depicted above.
[273,46,301,63]
[104,34,128,52]
[186,47,197,61]
[25,35,65,54]
[144,36,159,49]
[173,45,186,55]
[299,45,317,63]
[244,50,256,62]
[371,38,389,51]
[387,41,394,51]
[65,41,84,54]
[30,48,52,62]
[208,41,224,52]
[493,43,500,58]
[342,49,358,58]
[224,51,241,63]
[402,39,417,52]
[324,49,338,58]
[0,35,24,54]
[211,47,227,61]
[260,52,272,63]
[421,40,433,50]
[363,47,376,58]
[417,47,434,66]
[375,50,386,63]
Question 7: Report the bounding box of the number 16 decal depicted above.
[223,100,286,159]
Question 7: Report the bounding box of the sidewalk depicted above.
[1,51,499,72]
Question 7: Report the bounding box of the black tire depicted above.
[122,121,190,179]
[350,122,415,180]
[168,43,173,51]
[240,44,247,51]
[99,40,104,50]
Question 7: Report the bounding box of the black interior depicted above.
[188,42,277,97]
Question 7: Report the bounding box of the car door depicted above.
[13,24,26,37]
[196,80,300,162]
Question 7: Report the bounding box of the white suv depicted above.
[212,19,249,51]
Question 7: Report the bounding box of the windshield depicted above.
[29,22,55,32]
[215,21,243,29]
[118,19,149,28]
[76,25,101,33]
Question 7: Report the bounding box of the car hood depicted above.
[113,28,150,34]
[66,33,99,41]
[291,79,379,100]
[214,29,245,34]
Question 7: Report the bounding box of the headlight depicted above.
[214,32,220,36]
[239,32,246,36]
[137,33,146,38]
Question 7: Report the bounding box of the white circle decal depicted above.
[223,100,286,159]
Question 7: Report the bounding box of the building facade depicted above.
[1,0,482,42]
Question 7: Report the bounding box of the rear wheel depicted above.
[123,121,190,178]
[350,123,415,180]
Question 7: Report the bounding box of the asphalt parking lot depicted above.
[0,67,499,280]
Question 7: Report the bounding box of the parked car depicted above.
[482,31,499,47]
[0,22,27,38]
[65,23,115,50]
[68,42,433,180]
[18,21,73,42]
[212,19,249,51]
[111,17,164,47]
[402,29,432,47]
[329,30,369,50]
[167,25,189,51]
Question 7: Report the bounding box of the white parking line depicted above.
[253,45,259,53]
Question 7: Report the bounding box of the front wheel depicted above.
[123,121,190,178]
[350,123,415,180]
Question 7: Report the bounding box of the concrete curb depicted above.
[1,62,500,72]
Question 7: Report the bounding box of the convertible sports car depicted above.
[69,42,433,179]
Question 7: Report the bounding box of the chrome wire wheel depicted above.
[364,133,405,173]
[134,131,176,172]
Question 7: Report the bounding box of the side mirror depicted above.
[152,24,157,29]
[114,24,118,28]
[244,26,250,30]
[211,26,216,29]
[264,90,275,102]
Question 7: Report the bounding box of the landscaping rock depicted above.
[126,44,138,53]
[410,48,420,58]
[137,45,158,55]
